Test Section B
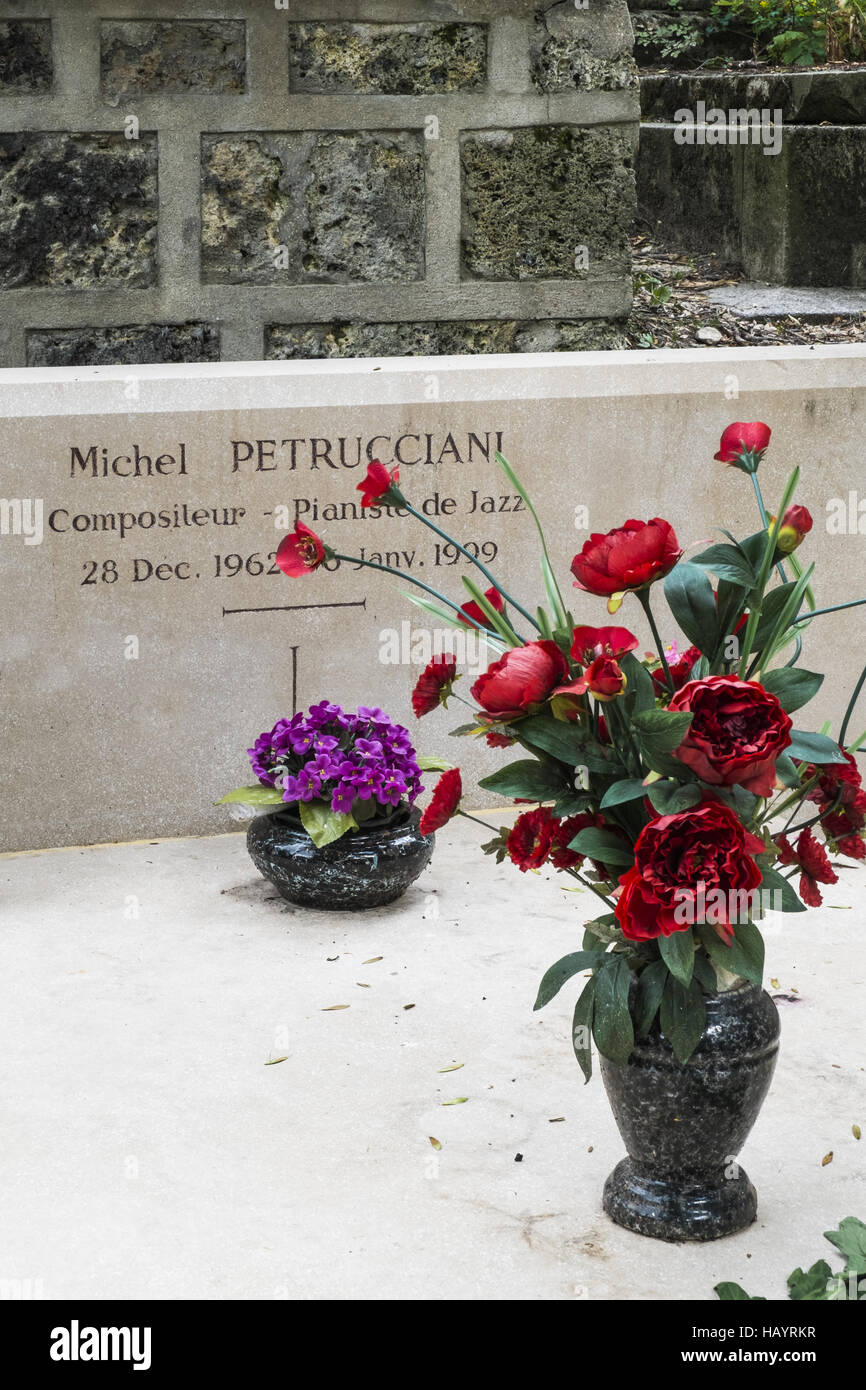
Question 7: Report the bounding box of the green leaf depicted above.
[787,730,848,764]
[690,542,757,588]
[403,589,505,651]
[518,714,617,774]
[751,582,797,650]
[659,975,707,1063]
[461,574,522,647]
[533,950,604,1011]
[552,792,594,817]
[582,913,624,947]
[592,955,634,1066]
[416,754,454,772]
[600,778,648,809]
[477,759,567,801]
[714,1282,760,1301]
[759,865,807,914]
[664,562,720,653]
[620,652,657,716]
[692,952,717,993]
[298,800,358,848]
[647,781,701,815]
[773,752,802,788]
[631,708,694,757]
[568,827,634,867]
[697,920,764,986]
[216,784,285,806]
[572,977,596,1084]
[494,450,568,629]
[788,1260,833,1301]
[710,784,760,823]
[824,1217,866,1276]
[634,960,667,1038]
[658,928,695,987]
[761,668,823,715]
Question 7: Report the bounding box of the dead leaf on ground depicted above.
[322,1004,350,1011]
[822,1151,834,1166]
[442,1097,468,1106]
[265,1056,288,1066]
[438,1063,464,1073]
[363,956,383,964]
[429,1136,442,1150]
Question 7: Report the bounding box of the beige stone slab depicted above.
[1,346,865,850]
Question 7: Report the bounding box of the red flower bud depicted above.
[714,422,771,466]
[357,460,401,508]
[275,521,326,577]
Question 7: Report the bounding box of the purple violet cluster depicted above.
[248,702,423,815]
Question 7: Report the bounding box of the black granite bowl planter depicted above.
[599,983,780,1242]
[246,803,434,910]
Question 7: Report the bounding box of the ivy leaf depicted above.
[824,1217,866,1276]
[714,1281,760,1301]
[787,1260,834,1301]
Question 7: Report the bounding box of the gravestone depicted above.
[1,348,865,850]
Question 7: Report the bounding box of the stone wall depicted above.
[0,1,639,366]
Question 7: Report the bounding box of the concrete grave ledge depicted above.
[1,820,862,1300]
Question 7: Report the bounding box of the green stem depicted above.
[839,660,866,750]
[637,589,674,696]
[791,596,866,628]
[457,808,501,834]
[737,467,800,677]
[402,501,541,633]
[331,551,487,637]
[750,473,789,588]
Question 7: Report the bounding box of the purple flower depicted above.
[282,769,323,803]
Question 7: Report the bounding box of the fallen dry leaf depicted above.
[403,1003,415,1010]
[854,1125,861,1140]
[549,1117,565,1123]
[265,1056,288,1066]
[770,978,780,989]
[438,1063,464,1073]
[322,1005,350,1011]
[442,1097,468,1106]
[429,1136,442,1150]
[822,1151,834,1166]
[356,982,371,988]
[363,956,383,964]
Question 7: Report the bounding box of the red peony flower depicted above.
[714,422,771,464]
[615,799,765,940]
[667,675,792,798]
[458,586,504,629]
[570,626,639,664]
[471,640,569,722]
[776,828,838,908]
[652,644,701,695]
[571,519,682,610]
[419,768,462,834]
[776,504,813,554]
[275,521,327,577]
[506,807,557,872]
[411,655,458,718]
[357,460,401,508]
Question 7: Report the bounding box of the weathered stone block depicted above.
[289,21,487,94]
[100,21,246,98]
[532,1,637,93]
[202,131,425,284]
[461,125,635,280]
[640,69,866,125]
[26,323,220,367]
[265,318,626,358]
[0,133,157,290]
[0,20,52,94]
[636,123,741,262]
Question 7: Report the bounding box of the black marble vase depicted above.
[599,983,780,1242]
[246,804,434,910]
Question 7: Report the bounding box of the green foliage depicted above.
[710,0,866,66]
[716,1218,866,1299]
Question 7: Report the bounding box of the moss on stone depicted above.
[265,319,626,358]
[0,21,52,93]
[289,22,487,95]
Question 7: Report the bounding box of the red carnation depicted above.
[357,460,401,508]
[714,422,771,465]
[776,829,838,908]
[419,768,462,834]
[458,586,504,629]
[571,519,681,611]
[506,807,557,872]
[411,655,458,718]
[275,521,326,577]
[615,799,765,941]
[667,675,792,798]
[471,640,569,723]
